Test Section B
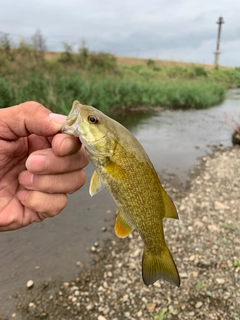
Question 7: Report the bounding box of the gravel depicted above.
[13,146,240,319]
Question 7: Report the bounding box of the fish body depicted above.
[61,101,180,287]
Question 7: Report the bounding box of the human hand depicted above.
[0,101,89,231]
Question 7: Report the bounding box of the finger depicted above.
[26,146,89,174]
[19,169,86,194]
[0,207,42,231]
[28,134,51,154]
[17,190,68,217]
[51,133,82,156]
[0,101,66,140]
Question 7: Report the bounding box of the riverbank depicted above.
[10,145,240,320]
[2,40,240,113]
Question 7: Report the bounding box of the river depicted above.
[0,88,239,318]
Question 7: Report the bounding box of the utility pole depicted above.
[214,16,224,67]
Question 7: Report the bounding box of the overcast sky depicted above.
[0,0,239,66]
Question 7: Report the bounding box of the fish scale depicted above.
[61,100,180,287]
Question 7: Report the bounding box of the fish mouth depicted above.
[61,107,82,137]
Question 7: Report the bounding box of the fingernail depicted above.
[49,113,67,124]
[26,155,47,172]
[20,172,33,186]
[59,137,75,156]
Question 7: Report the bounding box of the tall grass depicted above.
[1,31,239,113]
[0,72,225,113]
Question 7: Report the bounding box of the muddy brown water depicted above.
[1,89,240,317]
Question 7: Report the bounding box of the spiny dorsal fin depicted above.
[161,188,179,219]
[89,170,105,197]
[114,209,135,238]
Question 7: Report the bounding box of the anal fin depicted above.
[114,209,135,238]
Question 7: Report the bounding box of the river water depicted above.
[1,89,240,317]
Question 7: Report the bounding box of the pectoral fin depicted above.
[161,188,179,219]
[89,170,105,197]
[114,209,135,238]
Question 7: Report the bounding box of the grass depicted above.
[1,31,240,114]
[0,73,226,114]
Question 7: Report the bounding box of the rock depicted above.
[208,225,219,232]
[98,316,107,320]
[86,303,94,311]
[179,272,188,279]
[76,261,83,268]
[195,301,203,309]
[91,246,96,252]
[146,303,156,312]
[179,204,185,211]
[28,302,36,312]
[26,280,34,289]
[123,294,129,302]
[63,282,70,288]
[216,278,225,284]
[136,310,143,317]
[214,201,230,210]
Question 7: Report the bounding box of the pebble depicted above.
[28,302,36,311]
[216,278,225,284]
[91,246,96,252]
[76,261,83,268]
[195,301,203,309]
[146,303,156,312]
[98,316,107,320]
[86,303,94,311]
[26,280,34,289]
[63,282,70,288]
[214,201,230,210]
[179,273,188,278]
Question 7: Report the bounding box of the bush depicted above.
[0,77,15,108]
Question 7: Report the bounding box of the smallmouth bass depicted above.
[61,101,180,287]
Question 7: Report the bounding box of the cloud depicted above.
[0,0,239,66]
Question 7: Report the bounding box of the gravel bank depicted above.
[12,146,240,319]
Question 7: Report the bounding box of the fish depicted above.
[61,100,180,287]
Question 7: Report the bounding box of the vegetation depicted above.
[1,30,240,114]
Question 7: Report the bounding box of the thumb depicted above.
[0,101,66,140]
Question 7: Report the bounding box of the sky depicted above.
[0,0,239,66]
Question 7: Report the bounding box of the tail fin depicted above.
[142,246,180,287]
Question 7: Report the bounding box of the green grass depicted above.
[1,34,240,114]
[0,72,226,114]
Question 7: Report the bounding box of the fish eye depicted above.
[88,115,99,124]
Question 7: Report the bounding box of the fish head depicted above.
[61,101,116,157]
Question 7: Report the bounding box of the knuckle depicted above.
[52,194,67,214]
[68,170,86,194]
